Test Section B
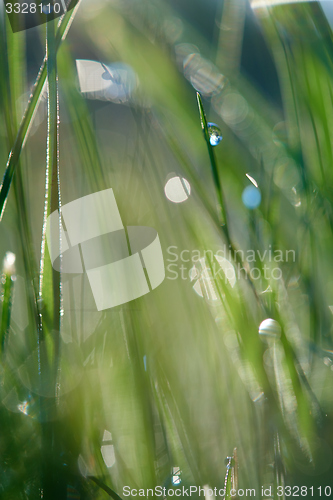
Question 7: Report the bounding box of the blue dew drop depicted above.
[207,122,223,146]
[242,185,261,210]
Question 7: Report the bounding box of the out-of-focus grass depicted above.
[0,0,333,498]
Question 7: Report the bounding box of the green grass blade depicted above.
[224,461,233,498]
[0,0,82,220]
[89,476,123,500]
[196,92,227,227]
[0,252,15,353]
[38,13,61,380]
[0,15,41,345]
[57,49,105,193]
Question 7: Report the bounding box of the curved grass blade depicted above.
[0,0,82,220]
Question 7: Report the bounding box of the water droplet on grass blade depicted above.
[37,296,44,311]
[207,123,222,146]
[224,457,235,468]
[259,318,281,340]
[3,252,16,275]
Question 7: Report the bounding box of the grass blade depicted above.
[0,0,82,220]
[0,15,42,347]
[0,252,15,353]
[89,476,123,500]
[38,10,61,383]
[196,91,227,227]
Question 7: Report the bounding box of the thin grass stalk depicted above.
[38,14,64,500]
[273,433,285,500]
[0,18,15,143]
[42,8,62,387]
[89,476,124,500]
[0,252,15,353]
[57,48,105,192]
[0,0,81,219]
[196,92,269,310]
[196,92,227,228]
[1,15,42,354]
[273,24,323,345]
[224,452,236,499]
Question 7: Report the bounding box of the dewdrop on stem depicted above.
[207,122,223,146]
[259,318,281,341]
[3,252,16,276]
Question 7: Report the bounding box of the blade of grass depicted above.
[39,14,64,500]
[39,9,62,390]
[224,453,234,499]
[57,48,105,193]
[273,433,285,500]
[0,0,82,220]
[0,14,42,352]
[89,476,123,500]
[196,92,227,228]
[0,252,15,353]
[196,93,269,310]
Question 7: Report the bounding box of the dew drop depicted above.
[17,400,30,416]
[17,395,38,418]
[37,297,44,311]
[3,252,16,275]
[242,185,261,209]
[207,123,223,146]
[259,318,281,340]
[224,456,235,468]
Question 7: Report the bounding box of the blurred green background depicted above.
[1,0,333,498]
